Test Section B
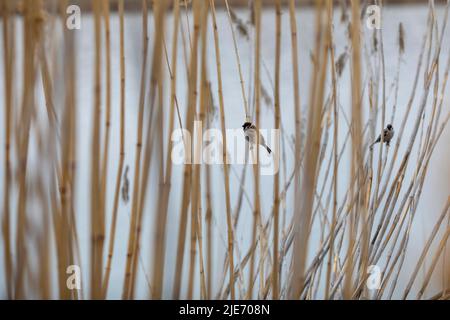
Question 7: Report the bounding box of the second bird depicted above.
[370,124,394,150]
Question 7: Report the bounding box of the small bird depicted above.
[242,122,272,154]
[370,124,394,150]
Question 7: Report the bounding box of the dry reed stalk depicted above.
[58,0,79,298]
[403,197,450,299]
[37,183,51,299]
[229,156,332,298]
[122,0,148,299]
[90,0,105,299]
[374,197,413,298]
[172,0,200,299]
[130,0,168,299]
[416,220,450,299]
[163,38,186,140]
[205,82,214,299]
[290,0,329,299]
[162,0,192,298]
[247,0,262,300]
[287,0,302,273]
[179,1,192,81]
[210,0,235,299]
[40,3,74,299]
[1,0,14,299]
[272,0,282,300]
[187,196,197,298]
[385,201,414,299]
[196,184,207,299]
[194,1,210,300]
[14,0,44,298]
[223,0,249,120]
[185,2,203,300]
[183,0,193,52]
[188,0,208,299]
[134,0,178,298]
[205,150,213,299]
[39,1,62,299]
[99,1,111,287]
[287,0,303,298]
[324,0,340,299]
[102,0,126,297]
[371,0,387,236]
[344,0,366,299]
[174,0,201,299]
[299,145,369,299]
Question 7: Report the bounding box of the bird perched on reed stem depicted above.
[370,124,394,150]
[242,122,272,154]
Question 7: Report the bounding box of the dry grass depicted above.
[1,0,450,300]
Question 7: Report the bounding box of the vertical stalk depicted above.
[1,0,14,299]
[144,0,168,299]
[325,0,339,299]
[122,0,148,299]
[103,0,125,297]
[290,0,329,299]
[14,0,42,298]
[344,0,365,299]
[191,0,209,300]
[272,0,282,299]
[99,1,111,288]
[174,0,201,299]
[210,0,235,300]
[248,0,262,300]
[90,0,104,299]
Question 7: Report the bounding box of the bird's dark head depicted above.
[387,124,393,130]
[242,122,252,130]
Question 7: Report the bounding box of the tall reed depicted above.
[1,0,450,301]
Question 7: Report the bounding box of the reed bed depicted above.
[0,0,450,300]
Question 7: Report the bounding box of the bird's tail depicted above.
[369,138,380,150]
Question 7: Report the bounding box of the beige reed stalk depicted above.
[57,0,79,299]
[122,0,149,299]
[173,0,201,299]
[247,0,262,300]
[145,0,169,299]
[1,0,14,299]
[14,0,43,298]
[99,0,111,279]
[103,0,125,297]
[290,0,329,299]
[90,0,105,299]
[186,0,203,300]
[325,0,340,299]
[272,0,282,299]
[210,0,236,299]
[223,0,249,120]
[191,2,210,299]
[344,0,366,299]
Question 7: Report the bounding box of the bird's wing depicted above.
[246,128,257,144]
